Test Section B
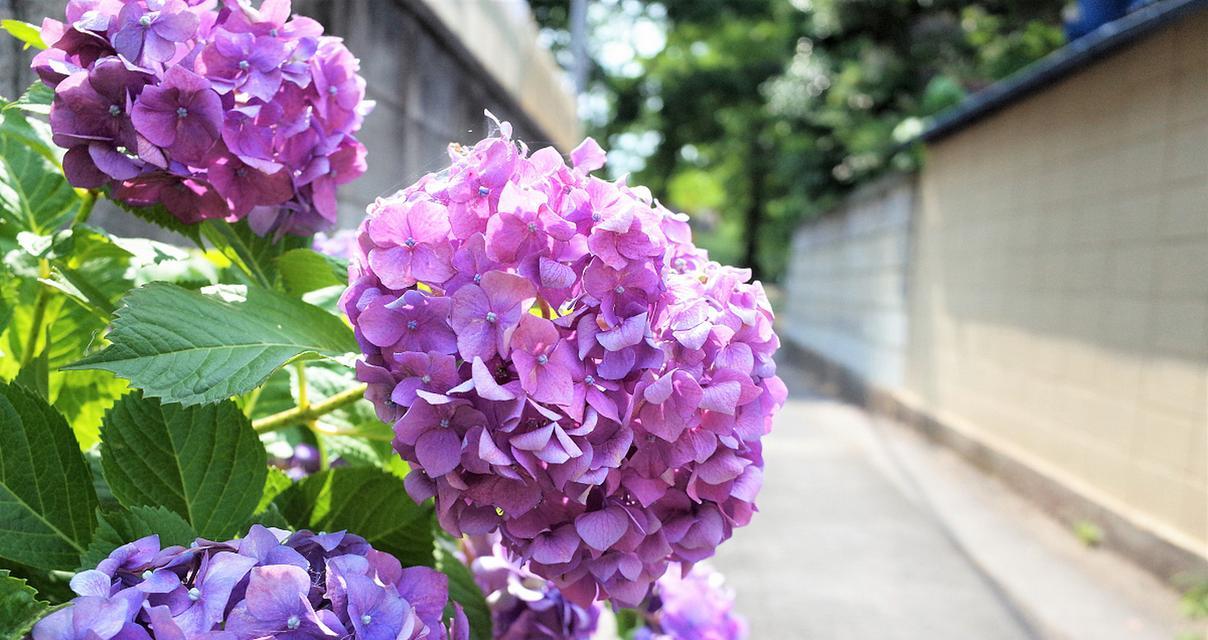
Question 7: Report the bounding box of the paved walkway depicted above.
[711,362,1200,639]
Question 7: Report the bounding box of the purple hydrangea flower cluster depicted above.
[342,115,787,607]
[634,563,747,640]
[464,534,600,640]
[33,525,468,639]
[313,228,358,260]
[270,441,322,479]
[34,0,370,234]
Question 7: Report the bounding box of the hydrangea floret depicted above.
[32,525,468,639]
[36,0,371,234]
[465,533,601,640]
[342,115,787,607]
[634,563,747,640]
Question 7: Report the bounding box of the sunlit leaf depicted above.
[65,283,356,405]
[0,20,47,50]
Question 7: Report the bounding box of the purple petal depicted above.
[700,380,741,415]
[111,27,145,61]
[597,313,646,352]
[480,270,536,314]
[574,507,628,551]
[530,525,579,565]
[130,95,178,147]
[69,570,111,597]
[472,356,514,400]
[410,244,455,284]
[415,428,462,476]
[162,64,212,96]
[141,30,177,62]
[644,370,675,404]
[151,9,198,41]
[476,429,512,466]
[406,200,452,243]
[147,606,186,640]
[88,143,141,180]
[243,565,310,620]
[571,137,606,171]
[395,566,449,631]
[538,256,575,289]
[367,246,415,289]
[510,424,553,452]
[358,298,404,347]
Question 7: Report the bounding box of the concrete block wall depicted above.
[782,174,915,390]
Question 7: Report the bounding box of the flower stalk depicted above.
[74,189,97,225]
[19,258,53,368]
[251,383,366,434]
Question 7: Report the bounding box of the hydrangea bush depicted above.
[0,6,781,639]
[342,117,786,606]
[33,526,467,639]
[35,0,369,234]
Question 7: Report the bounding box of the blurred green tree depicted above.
[531,0,1064,280]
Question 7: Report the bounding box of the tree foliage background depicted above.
[532,0,1064,280]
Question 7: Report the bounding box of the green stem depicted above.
[313,430,330,471]
[75,189,97,225]
[292,363,331,472]
[242,385,264,418]
[19,258,52,368]
[252,383,366,434]
[293,362,310,415]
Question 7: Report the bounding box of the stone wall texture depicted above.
[783,10,1207,565]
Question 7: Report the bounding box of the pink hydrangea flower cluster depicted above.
[342,115,787,607]
[35,0,370,234]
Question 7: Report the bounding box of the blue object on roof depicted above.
[1066,0,1131,39]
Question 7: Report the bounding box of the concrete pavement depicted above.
[711,362,1201,639]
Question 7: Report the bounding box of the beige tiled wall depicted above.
[907,12,1208,556]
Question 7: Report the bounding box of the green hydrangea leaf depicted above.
[64,282,356,405]
[243,503,291,530]
[0,382,97,571]
[0,569,49,639]
[53,370,128,451]
[273,467,434,568]
[277,248,348,296]
[257,466,293,514]
[200,219,307,289]
[98,393,266,538]
[0,86,56,163]
[11,83,53,113]
[78,506,197,571]
[0,20,47,50]
[14,347,48,400]
[0,108,79,238]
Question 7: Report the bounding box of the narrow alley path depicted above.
[711,361,1197,639]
